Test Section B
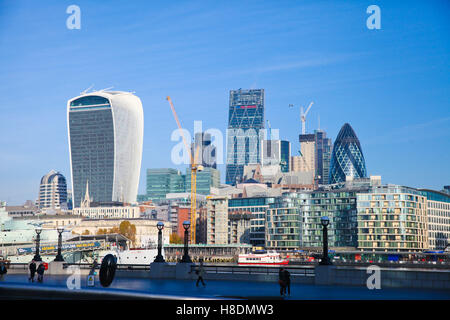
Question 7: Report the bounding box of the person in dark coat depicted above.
[196,259,206,287]
[0,262,7,281]
[283,268,291,296]
[278,268,287,296]
[29,260,37,282]
[37,263,45,283]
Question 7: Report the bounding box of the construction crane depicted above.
[300,101,314,134]
[166,96,203,244]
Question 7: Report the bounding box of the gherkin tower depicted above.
[329,123,367,184]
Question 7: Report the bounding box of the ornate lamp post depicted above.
[34,227,42,262]
[181,220,192,263]
[54,227,65,262]
[154,222,165,263]
[319,216,332,265]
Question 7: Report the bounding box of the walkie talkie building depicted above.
[329,123,367,184]
[67,91,143,207]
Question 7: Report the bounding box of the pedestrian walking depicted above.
[29,259,37,282]
[283,268,291,296]
[195,259,206,287]
[37,262,45,283]
[0,261,7,281]
[278,267,287,296]
[89,259,99,276]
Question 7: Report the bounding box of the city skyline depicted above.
[1,0,449,204]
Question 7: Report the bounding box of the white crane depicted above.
[300,101,314,134]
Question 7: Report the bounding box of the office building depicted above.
[185,167,220,195]
[262,140,291,173]
[192,132,217,169]
[295,134,316,177]
[37,170,68,210]
[329,123,367,184]
[68,91,143,207]
[146,168,186,202]
[228,197,275,246]
[315,130,332,185]
[419,189,450,250]
[226,89,265,185]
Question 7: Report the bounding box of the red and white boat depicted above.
[238,250,289,266]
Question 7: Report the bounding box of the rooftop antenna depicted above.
[81,84,94,95]
[318,114,321,131]
[98,86,114,92]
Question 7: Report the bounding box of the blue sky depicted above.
[0,0,449,204]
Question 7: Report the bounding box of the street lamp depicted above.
[54,227,65,262]
[181,220,192,263]
[319,216,332,265]
[154,222,165,263]
[34,228,42,262]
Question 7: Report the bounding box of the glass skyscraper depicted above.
[226,89,265,185]
[67,91,143,207]
[329,123,367,184]
[314,130,332,185]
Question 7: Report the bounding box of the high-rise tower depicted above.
[37,170,68,210]
[329,123,367,184]
[67,91,143,207]
[226,89,265,185]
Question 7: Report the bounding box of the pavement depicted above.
[0,274,449,300]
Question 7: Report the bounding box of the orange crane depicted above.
[166,96,203,243]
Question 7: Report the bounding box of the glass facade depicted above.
[357,185,429,252]
[301,190,360,248]
[314,130,332,184]
[266,194,302,249]
[146,168,185,202]
[329,123,367,184]
[69,98,115,207]
[229,197,275,246]
[226,89,265,185]
[68,91,143,207]
[280,140,291,173]
[185,167,220,195]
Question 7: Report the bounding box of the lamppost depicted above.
[181,220,192,263]
[154,222,165,263]
[54,227,65,262]
[319,216,332,265]
[34,227,42,262]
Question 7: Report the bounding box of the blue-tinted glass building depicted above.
[146,168,186,202]
[226,89,265,185]
[68,91,143,207]
[329,123,367,184]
